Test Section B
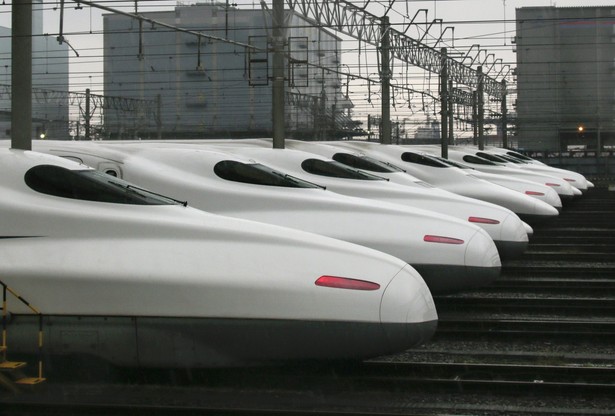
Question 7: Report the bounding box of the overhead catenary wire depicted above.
[2,0,609,142]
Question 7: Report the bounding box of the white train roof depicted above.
[1,147,431,322]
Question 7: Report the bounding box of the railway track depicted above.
[2,186,615,415]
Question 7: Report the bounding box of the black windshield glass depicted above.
[214,160,322,188]
[401,152,449,168]
[25,165,179,205]
[506,151,533,161]
[462,155,498,166]
[301,159,386,180]
[332,153,404,173]
[495,154,524,164]
[476,152,509,163]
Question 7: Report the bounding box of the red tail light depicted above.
[526,190,545,196]
[546,183,560,187]
[424,235,464,245]
[315,276,380,291]
[468,216,500,225]
[564,178,576,182]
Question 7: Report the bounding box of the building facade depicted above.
[515,6,615,151]
[103,3,353,139]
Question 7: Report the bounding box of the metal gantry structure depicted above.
[10,0,511,150]
[284,0,509,148]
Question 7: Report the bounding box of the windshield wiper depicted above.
[107,180,188,206]
[270,170,326,190]
[127,184,188,207]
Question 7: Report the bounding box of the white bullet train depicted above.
[469,146,593,191]
[397,145,564,210]
[0,147,438,368]
[436,146,582,198]
[20,140,501,294]
[329,141,560,223]
[278,139,534,244]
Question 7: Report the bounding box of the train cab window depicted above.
[495,153,526,164]
[476,152,508,163]
[462,155,498,165]
[213,160,322,188]
[506,151,533,161]
[301,158,386,180]
[495,154,524,164]
[25,165,182,205]
[332,153,405,173]
[401,152,449,168]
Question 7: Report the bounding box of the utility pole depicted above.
[84,88,91,140]
[477,66,485,150]
[440,47,448,158]
[271,0,285,148]
[472,90,478,145]
[380,16,391,144]
[156,94,162,140]
[448,78,454,145]
[11,0,32,150]
[501,79,508,148]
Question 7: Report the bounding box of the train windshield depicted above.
[476,152,510,163]
[25,165,184,205]
[301,159,387,181]
[506,151,533,161]
[462,155,499,166]
[332,153,405,173]
[495,154,526,164]
[214,160,323,188]
[401,152,450,168]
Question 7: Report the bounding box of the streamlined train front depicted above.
[0,148,437,368]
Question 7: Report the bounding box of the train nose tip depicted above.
[522,221,534,237]
[458,229,501,289]
[545,189,563,209]
[466,229,501,269]
[527,197,560,222]
[380,265,437,351]
[495,214,530,260]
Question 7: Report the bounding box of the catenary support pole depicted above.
[472,90,478,145]
[11,0,32,150]
[501,79,508,148]
[380,16,391,144]
[448,78,454,145]
[271,0,285,148]
[85,88,91,140]
[477,66,485,150]
[440,47,448,158]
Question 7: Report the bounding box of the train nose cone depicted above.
[522,221,534,237]
[380,265,437,352]
[447,228,501,292]
[465,228,501,268]
[543,189,563,209]
[495,214,530,260]
[521,196,560,224]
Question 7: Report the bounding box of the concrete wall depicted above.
[515,6,615,151]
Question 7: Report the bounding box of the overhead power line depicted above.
[284,0,505,98]
[65,0,259,51]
